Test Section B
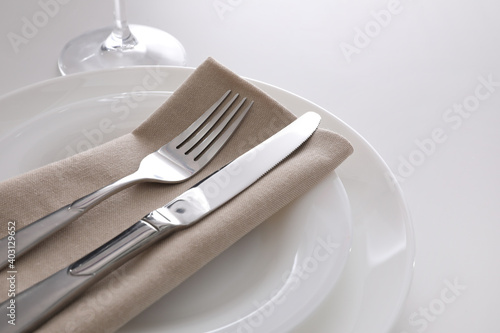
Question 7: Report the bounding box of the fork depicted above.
[0,90,253,269]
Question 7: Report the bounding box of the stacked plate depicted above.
[0,67,414,333]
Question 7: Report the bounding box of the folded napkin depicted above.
[0,58,353,332]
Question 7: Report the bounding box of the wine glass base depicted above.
[58,24,187,76]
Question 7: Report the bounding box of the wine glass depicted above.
[58,0,186,75]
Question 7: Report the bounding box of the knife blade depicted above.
[0,112,321,333]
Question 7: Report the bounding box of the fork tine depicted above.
[193,100,254,164]
[179,93,239,153]
[170,90,231,147]
[190,97,248,158]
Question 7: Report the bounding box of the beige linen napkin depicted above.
[0,58,353,332]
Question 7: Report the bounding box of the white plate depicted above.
[0,66,414,333]
[0,68,351,333]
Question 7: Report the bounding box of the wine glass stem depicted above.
[113,0,131,40]
[102,0,137,51]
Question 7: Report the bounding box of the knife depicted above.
[0,112,321,333]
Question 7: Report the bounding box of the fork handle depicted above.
[0,172,142,270]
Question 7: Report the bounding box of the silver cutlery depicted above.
[0,112,321,333]
[0,90,253,269]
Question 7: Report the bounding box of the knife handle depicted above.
[1,266,95,333]
[0,173,142,270]
[0,215,172,333]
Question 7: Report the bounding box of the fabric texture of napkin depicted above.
[0,58,353,332]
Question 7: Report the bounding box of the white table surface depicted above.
[1,1,499,332]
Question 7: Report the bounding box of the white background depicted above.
[0,0,499,332]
